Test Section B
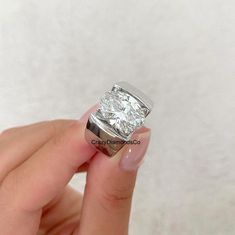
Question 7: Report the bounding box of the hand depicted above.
[0,106,151,235]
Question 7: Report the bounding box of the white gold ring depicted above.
[85,81,153,157]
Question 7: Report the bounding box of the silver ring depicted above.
[85,81,153,157]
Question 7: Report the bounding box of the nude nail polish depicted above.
[119,131,150,171]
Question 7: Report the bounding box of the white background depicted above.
[0,0,235,234]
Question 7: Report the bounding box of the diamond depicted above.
[85,81,153,156]
[96,90,146,138]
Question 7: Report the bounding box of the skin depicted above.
[0,107,150,235]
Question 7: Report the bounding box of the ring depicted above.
[85,81,153,157]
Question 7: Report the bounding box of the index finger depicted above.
[2,121,96,211]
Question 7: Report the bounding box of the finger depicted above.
[0,103,98,181]
[79,127,151,235]
[0,120,74,181]
[1,120,96,210]
[74,104,99,174]
[0,121,48,136]
[0,121,96,234]
[79,104,99,123]
[39,186,83,235]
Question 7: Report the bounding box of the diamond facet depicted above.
[96,90,146,138]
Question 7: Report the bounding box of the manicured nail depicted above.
[119,130,151,171]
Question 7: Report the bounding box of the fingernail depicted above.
[119,130,151,171]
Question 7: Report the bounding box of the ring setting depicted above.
[85,81,153,157]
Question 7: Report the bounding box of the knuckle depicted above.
[103,190,132,202]
[99,187,133,212]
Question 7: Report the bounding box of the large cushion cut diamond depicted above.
[86,81,153,156]
[96,90,146,138]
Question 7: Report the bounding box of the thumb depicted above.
[79,127,151,235]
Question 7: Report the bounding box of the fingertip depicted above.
[79,104,99,124]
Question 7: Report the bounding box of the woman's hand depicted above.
[0,107,151,235]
